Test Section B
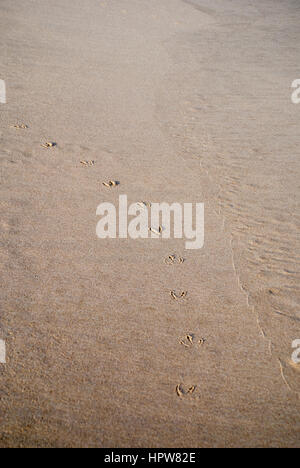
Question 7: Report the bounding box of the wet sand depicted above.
[0,0,299,447]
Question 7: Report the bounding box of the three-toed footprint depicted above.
[179,334,206,348]
[170,290,187,301]
[164,254,184,265]
[176,383,197,398]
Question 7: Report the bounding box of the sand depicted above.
[0,0,299,448]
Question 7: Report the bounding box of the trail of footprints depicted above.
[132,190,201,395]
[168,270,201,398]
[9,123,203,400]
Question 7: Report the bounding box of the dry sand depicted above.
[0,0,299,447]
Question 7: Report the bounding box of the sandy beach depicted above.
[0,0,299,447]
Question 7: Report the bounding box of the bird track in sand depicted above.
[164,254,184,265]
[10,124,28,129]
[179,334,206,348]
[41,142,56,148]
[170,290,187,301]
[102,180,119,187]
[176,384,197,398]
[80,160,95,166]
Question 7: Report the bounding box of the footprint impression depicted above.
[176,383,197,398]
[170,290,187,301]
[164,254,184,265]
[179,334,206,348]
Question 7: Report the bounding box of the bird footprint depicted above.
[170,290,187,301]
[176,383,197,398]
[180,334,206,348]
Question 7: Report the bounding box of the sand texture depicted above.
[0,0,299,448]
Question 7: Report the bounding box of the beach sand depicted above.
[0,0,299,447]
